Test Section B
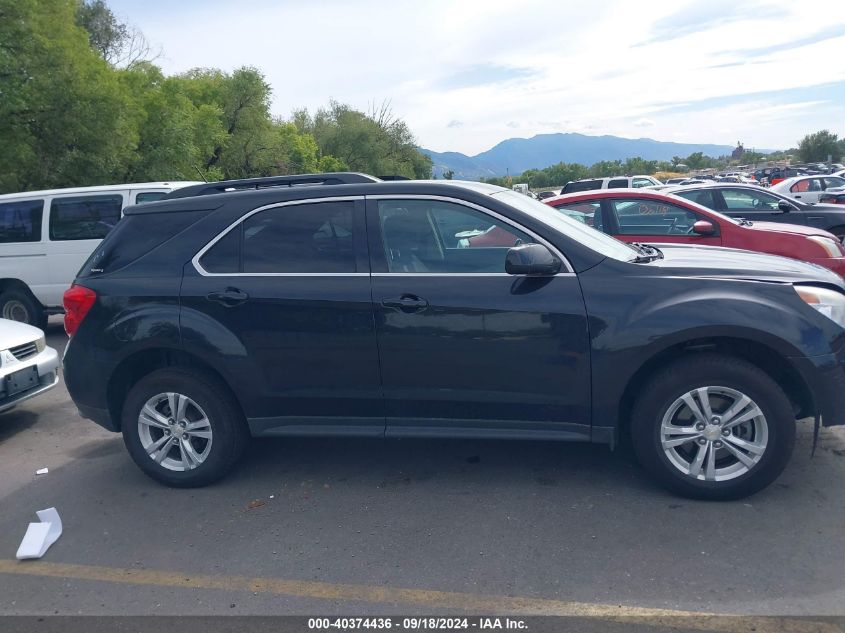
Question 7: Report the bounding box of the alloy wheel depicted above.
[137,392,213,471]
[660,386,768,482]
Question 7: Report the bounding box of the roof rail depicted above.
[163,172,382,199]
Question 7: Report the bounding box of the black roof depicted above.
[125,178,506,216]
[163,172,382,200]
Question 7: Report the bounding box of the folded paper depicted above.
[16,508,62,560]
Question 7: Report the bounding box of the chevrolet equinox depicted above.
[62,174,845,499]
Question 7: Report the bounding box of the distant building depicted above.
[731,142,745,160]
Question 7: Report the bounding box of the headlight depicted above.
[35,336,46,353]
[795,285,845,328]
[807,235,845,257]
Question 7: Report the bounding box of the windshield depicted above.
[492,190,639,261]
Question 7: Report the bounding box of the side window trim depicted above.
[192,196,368,277]
[364,194,572,274]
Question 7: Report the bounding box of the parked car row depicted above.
[544,188,845,275]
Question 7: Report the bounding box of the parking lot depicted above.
[0,320,842,622]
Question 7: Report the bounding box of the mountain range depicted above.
[421,133,740,179]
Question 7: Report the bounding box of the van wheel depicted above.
[121,368,249,487]
[0,289,47,329]
[630,354,795,500]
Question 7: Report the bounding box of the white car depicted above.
[0,318,59,413]
[771,175,845,204]
[561,175,662,194]
[0,182,200,327]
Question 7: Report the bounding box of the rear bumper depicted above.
[75,403,118,431]
[63,337,118,431]
[790,352,845,427]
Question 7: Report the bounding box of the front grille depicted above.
[10,342,38,361]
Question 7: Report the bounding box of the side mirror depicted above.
[505,243,561,275]
[692,220,716,236]
[778,199,793,212]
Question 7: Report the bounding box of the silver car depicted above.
[771,175,845,204]
[0,318,59,413]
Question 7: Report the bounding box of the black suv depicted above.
[666,182,845,241]
[62,174,845,499]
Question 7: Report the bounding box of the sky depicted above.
[107,0,845,156]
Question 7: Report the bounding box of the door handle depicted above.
[381,294,429,313]
[206,287,249,307]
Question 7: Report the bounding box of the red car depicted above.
[543,189,845,276]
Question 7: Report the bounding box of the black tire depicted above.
[630,354,795,500]
[0,288,47,329]
[121,368,249,487]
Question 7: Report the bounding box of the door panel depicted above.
[180,198,384,435]
[367,197,591,438]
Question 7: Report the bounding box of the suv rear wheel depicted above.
[121,368,249,487]
[631,354,795,500]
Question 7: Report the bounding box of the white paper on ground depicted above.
[35,468,48,475]
[16,507,62,560]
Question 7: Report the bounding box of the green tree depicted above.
[443,170,454,180]
[0,0,135,193]
[685,152,707,170]
[797,130,841,163]
[297,101,431,179]
[76,0,126,62]
[76,0,155,68]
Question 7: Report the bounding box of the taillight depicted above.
[63,285,97,337]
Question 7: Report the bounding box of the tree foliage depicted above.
[797,130,842,163]
[0,0,431,193]
[295,101,431,179]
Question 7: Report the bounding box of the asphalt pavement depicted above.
[1,319,844,626]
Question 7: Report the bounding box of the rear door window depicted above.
[49,194,123,241]
[0,200,43,243]
[608,179,628,189]
[198,200,359,274]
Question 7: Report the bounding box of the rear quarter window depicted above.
[79,211,207,278]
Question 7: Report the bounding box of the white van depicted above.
[0,182,200,326]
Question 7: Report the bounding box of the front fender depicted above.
[579,265,840,434]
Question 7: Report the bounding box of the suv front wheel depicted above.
[121,368,249,487]
[631,354,796,500]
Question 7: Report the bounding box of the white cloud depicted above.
[109,0,845,155]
